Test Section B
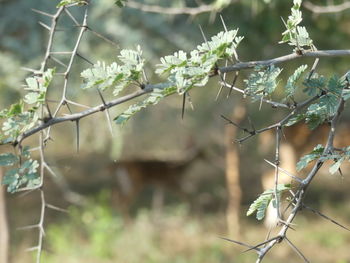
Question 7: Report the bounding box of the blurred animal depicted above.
[109,148,204,222]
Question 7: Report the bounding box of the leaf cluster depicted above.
[0,147,40,192]
[0,69,53,192]
[280,0,313,50]
[287,75,346,129]
[81,46,144,97]
[156,29,243,94]
[244,65,282,102]
[79,30,243,124]
[247,184,291,220]
[0,69,54,144]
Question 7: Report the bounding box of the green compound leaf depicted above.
[329,157,344,175]
[285,113,306,127]
[8,101,24,116]
[244,65,282,102]
[56,0,87,7]
[155,50,188,76]
[114,86,177,125]
[2,159,40,193]
[114,0,127,8]
[296,144,324,171]
[0,153,19,166]
[285,64,308,98]
[247,184,291,220]
[304,75,344,129]
[303,73,326,96]
[342,90,350,101]
[155,30,243,95]
[280,0,313,49]
[24,68,54,105]
[81,61,125,91]
[84,30,243,124]
[196,29,243,59]
[81,47,144,97]
[24,92,42,105]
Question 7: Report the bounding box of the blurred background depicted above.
[1,0,350,262]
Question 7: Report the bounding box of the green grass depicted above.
[13,193,350,263]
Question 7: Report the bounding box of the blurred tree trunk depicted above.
[0,168,9,263]
[225,103,245,238]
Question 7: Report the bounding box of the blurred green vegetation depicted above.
[1,0,350,262]
[31,192,349,263]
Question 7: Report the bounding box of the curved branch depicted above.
[126,0,238,15]
[303,1,350,14]
[16,87,152,144]
[220,49,350,73]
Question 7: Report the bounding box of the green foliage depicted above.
[81,46,144,96]
[285,74,345,130]
[284,64,308,99]
[80,30,243,125]
[156,30,243,94]
[114,86,176,125]
[0,68,54,143]
[114,0,127,8]
[0,153,19,166]
[0,68,54,192]
[42,201,235,263]
[1,146,40,192]
[247,184,291,220]
[296,144,324,171]
[305,75,345,129]
[244,65,282,102]
[280,0,313,50]
[56,0,88,8]
[303,73,326,96]
[285,113,305,127]
[320,146,350,175]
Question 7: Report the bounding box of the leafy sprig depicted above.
[284,64,308,100]
[81,46,144,96]
[280,0,313,50]
[0,68,54,143]
[0,147,40,192]
[244,65,282,102]
[247,184,291,221]
[80,30,243,125]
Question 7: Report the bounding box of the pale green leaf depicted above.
[329,158,344,175]
[0,153,19,166]
[297,144,324,171]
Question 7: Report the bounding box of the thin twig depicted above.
[284,236,310,263]
[302,203,350,231]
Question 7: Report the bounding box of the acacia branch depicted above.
[11,48,350,146]
[220,49,350,73]
[17,87,152,144]
[256,97,345,261]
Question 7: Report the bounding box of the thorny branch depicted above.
[225,82,347,261]
[2,2,350,263]
[6,49,350,146]
[257,98,345,262]
[12,5,91,263]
